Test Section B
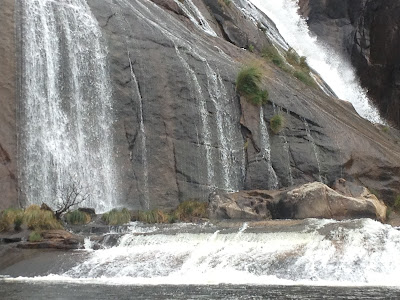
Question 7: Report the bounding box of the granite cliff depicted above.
[0,0,399,211]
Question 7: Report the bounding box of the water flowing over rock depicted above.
[298,0,400,128]
[0,0,399,210]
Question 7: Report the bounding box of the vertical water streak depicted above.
[19,0,118,212]
[173,0,217,37]
[127,51,150,209]
[174,46,215,188]
[302,118,323,182]
[259,108,279,189]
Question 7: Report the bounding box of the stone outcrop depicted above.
[0,0,398,211]
[0,0,18,210]
[209,181,387,222]
[298,0,400,128]
[17,230,83,250]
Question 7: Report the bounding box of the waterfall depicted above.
[173,0,217,37]
[247,0,384,124]
[259,108,279,189]
[9,219,400,286]
[18,0,118,212]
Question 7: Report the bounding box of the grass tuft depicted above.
[28,231,42,242]
[0,208,24,232]
[293,71,316,87]
[236,66,268,106]
[174,200,208,222]
[102,208,131,225]
[270,114,285,134]
[24,205,63,230]
[65,210,91,225]
[137,209,173,224]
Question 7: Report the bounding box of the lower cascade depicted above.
[18,0,118,212]
[6,219,400,287]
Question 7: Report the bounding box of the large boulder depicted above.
[17,230,83,250]
[279,182,387,222]
[209,181,387,222]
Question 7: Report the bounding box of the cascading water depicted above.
[259,108,279,189]
[6,219,400,287]
[18,0,118,212]
[247,0,384,124]
[120,0,244,193]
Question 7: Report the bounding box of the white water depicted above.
[6,219,400,287]
[259,108,279,189]
[18,0,118,212]
[248,0,384,124]
[173,0,217,37]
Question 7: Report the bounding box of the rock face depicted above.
[0,0,399,211]
[209,181,387,222]
[17,230,83,250]
[0,0,18,210]
[298,0,400,128]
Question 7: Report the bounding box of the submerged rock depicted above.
[209,181,387,222]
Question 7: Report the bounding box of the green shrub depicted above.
[223,0,231,6]
[393,195,400,211]
[293,70,316,87]
[14,214,24,231]
[29,231,42,242]
[382,126,390,133]
[285,48,300,66]
[262,46,285,68]
[270,114,285,134]
[299,56,310,72]
[0,208,24,232]
[174,200,208,221]
[102,208,131,225]
[24,205,62,230]
[248,44,255,53]
[65,210,91,225]
[137,209,172,224]
[236,66,268,105]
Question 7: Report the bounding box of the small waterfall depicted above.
[127,52,150,209]
[14,219,400,286]
[259,108,279,189]
[173,0,217,37]
[248,0,384,124]
[18,0,118,212]
[120,0,244,193]
[174,46,215,188]
[302,118,323,183]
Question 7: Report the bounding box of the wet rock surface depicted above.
[0,0,399,211]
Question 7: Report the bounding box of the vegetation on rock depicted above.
[102,208,131,225]
[236,66,269,106]
[270,114,285,134]
[174,200,208,221]
[24,205,63,230]
[65,210,91,225]
[0,205,62,232]
[28,231,42,242]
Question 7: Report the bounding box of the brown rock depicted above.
[18,230,83,250]
[0,0,17,210]
[281,182,387,222]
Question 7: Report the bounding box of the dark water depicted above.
[1,282,400,300]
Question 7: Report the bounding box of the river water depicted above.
[1,219,400,299]
[1,281,400,299]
